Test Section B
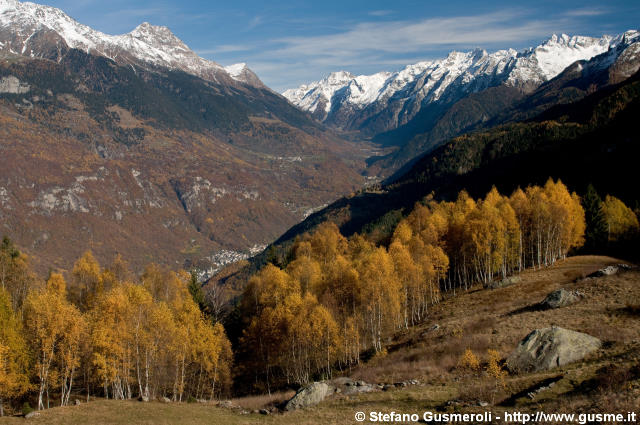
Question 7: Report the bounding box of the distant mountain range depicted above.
[0,0,367,274]
[283,30,640,173]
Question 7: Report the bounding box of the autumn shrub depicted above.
[457,348,480,372]
[486,349,507,404]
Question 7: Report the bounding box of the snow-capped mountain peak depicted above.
[0,0,264,87]
[128,22,187,51]
[283,31,638,128]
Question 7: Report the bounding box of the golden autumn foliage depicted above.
[0,289,30,416]
[602,195,639,242]
[0,179,592,409]
[23,273,85,410]
[238,179,586,392]
[0,249,233,415]
[486,349,507,389]
[458,348,480,372]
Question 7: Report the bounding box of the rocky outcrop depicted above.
[283,378,383,410]
[284,382,332,411]
[488,275,521,289]
[0,75,30,94]
[506,327,601,373]
[330,377,376,396]
[540,289,584,309]
[588,264,631,278]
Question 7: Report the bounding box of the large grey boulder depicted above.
[506,327,601,373]
[284,382,332,411]
[540,289,583,309]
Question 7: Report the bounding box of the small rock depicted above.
[259,409,270,415]
[160,396,171,403]
[589,266,619,277]
[488,275,521,289]
[478,401,489,407]
[25,412,40,419]
[74,399,82,406]
[138,395,149,402]
[218,400,235,409]
[356,381,366,387]
[540,288,584,309]
[383,384,394,391]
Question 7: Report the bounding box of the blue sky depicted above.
[40,1,640,91]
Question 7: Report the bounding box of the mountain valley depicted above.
[0,1,639,423]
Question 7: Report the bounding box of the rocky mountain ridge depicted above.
[283,31,638,135]
[0,0,262,86]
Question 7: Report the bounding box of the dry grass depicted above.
[350,256,640,385]
[230,391,295,410]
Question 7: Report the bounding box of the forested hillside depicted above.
[7,177,622,411]
[240,69,640,277]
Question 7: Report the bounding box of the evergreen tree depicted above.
[582,184,607,252]
[187,271,207,315]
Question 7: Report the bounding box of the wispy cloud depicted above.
[196,44,253,55]
[368,10,393,17]
[247,15,264,30]
[272,10,559,58]
[564,8,608,17]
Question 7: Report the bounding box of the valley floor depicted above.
[2,255,638,424]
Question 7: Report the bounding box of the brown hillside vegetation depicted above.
[2,255,638,424]
[0,53,370,275]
